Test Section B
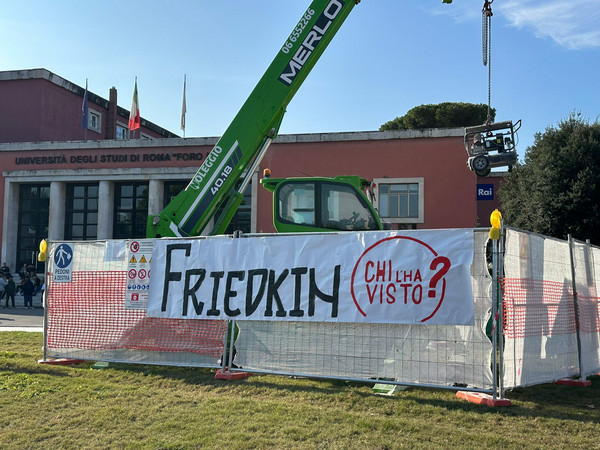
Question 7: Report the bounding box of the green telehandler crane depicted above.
[142,0,452,371]
[147,0,387,239]
[146,0,455,239]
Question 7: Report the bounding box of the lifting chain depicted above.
[482,0,493,125]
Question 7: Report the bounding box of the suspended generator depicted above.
[464,119,520,177]
[464,0,521,177]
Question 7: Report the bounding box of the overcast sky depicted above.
[2,0,598,159]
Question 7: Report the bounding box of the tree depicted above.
[379,102,495,131]
[498,113,600,245]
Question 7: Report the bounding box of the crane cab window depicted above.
[321,183,376,231]
[276,180,377,231]
[278,182,315,226]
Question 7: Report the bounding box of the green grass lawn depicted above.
[1,332,599,449]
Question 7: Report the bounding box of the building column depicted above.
[148,179,164,216]
[48,181,66,241]
[1,180,19,270]
[97,180,114,239]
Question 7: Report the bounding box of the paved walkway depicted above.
[0,291,44,332]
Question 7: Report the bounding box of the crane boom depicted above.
[147,0,361,238]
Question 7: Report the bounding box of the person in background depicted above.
[1,262,10,277]
[18,263,28,279]
[40,280,45,307]
[22,276,35,309]
[0,274,7,304]
[4,276,16,308]
[16,277,24,295]
[32,275,42,295]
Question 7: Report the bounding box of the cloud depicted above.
[497,0,600,50]
[429,3,481,22]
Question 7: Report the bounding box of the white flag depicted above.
[180,75,187,132]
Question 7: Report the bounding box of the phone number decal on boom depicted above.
[281,7,315,53]
[279,0,345,86]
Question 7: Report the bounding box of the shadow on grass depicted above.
[91,361,379,396]
[101,361,600,424]
[1,362,78,378]
[397,375,600,424]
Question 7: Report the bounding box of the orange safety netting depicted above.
[46,271,226,356]
[502,277,600,338]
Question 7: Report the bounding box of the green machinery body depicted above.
[261,175,383,233]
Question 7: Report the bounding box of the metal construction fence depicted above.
[42,229,494,394]
[41,227,600,398]
[502,228,600,389]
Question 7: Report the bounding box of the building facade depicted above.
[0,69,502,272]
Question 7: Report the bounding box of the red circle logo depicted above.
[350,236,451,323]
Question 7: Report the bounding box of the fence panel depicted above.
[502,229,580,388]
[572,240,600,376]
[234,230,493,390]
[45,241,226,367]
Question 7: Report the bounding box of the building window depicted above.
[375,178,424,224]
[88,109,102,133]
[116,124,129,140]
[17,184,50,272]
[65,184,98,240]
[114,182,149,239]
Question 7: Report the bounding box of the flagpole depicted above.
[82,78,88,141]
[181,74,187,139]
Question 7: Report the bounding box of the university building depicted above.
[0,69,502,273]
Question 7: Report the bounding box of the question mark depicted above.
[428,256,451,298]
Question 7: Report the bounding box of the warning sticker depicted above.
[125,239,154,310]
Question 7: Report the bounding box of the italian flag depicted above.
[129,78,141,130]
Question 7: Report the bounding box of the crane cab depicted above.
[260,174,384,233]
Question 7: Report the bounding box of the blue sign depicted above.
[477,184,494,201]
[54,244,73,268]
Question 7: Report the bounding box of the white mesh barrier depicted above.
[234,230,493,389]
[572,241,600,376]
[502,229,600,388]
[44,231,494,391]
[45,240,226,367]
[43,228,599,393]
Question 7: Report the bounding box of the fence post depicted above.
[42,242,50,363]
[567,234,585,381]
[225,231,242,374]
[491,230,499,399]
[498,225,506,398]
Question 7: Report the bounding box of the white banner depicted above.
[146,230,475,325]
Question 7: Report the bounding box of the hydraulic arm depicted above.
[147,0,362,238]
